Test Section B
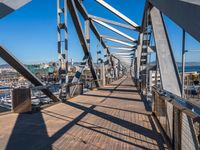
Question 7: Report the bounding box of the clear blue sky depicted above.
[0,0,199,65]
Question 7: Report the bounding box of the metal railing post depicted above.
[173,107,182,150]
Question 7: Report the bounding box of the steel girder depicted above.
[150,6,181,96]
[92,19,136,42]
[75,0,138,75]
[101,35,135,43]
[75,1,136,69]
[88,15,135,30]
[95,0,139,29]
[67,0,100,87]
[74,0,117,79]
[90,22,117,78]
[135,33,143,79]
[149,0,200,42]
[102,37,135,47]
[0,0,31,18]
[107,46,135,50]
[0,46,60,102]
[74,1,109,53]
[57,0,68,84]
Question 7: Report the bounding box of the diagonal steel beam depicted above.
[150,6,181,96]
[149,0,200,42]
[68,0,99,87]
[90,22,117,78]
[92,19,136,42]
[0,0,31,19]
[102,36,135,47]
[101,35,136,43]
[88,15,136,30]
[116,54,134,58]
[95,0,139,29]
[113,52,135,55]
[107,45,136,49]
[107,46,135,50]
[74,0,117,78]
[90,21,108,53]
[111,54,131,63]
[74,1,109,53]
[112,54,134,59]
[0,46,60,102]
[113,50,135,54]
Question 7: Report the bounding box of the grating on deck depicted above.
[0,76,168,150]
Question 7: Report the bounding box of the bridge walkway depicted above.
[0,75,168,150]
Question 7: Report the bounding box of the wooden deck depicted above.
[0,76,168,150]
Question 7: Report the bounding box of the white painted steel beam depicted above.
[96,0,139,28]
[92,19,136,42]
[150,7,181,96]
[89,15,135,30]
[0,0,31,18]
[111,49,136,53]
[114,55,133,58]
[102,37,135,47]
[107,47,134,51]
[101,35,135,43]
[113,52,134,55]
[149,0,200,42]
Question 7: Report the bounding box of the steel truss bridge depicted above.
[0,0,200,150]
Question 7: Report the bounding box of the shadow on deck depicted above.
[0,76,168,150]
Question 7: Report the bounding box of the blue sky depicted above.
[0,0,199,65]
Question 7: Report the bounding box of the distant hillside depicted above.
[0,61,199,68]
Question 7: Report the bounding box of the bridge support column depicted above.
[57,0,68,100]
[68,0,100,87]
[102,48,107,86]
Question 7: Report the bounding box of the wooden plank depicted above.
[0,75,168,150]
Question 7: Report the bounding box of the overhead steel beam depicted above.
[111,55,127,67]
[95,0,139,29]
[113,52,134,55]
[107,46,134,50]
[102,37,135,47]
[0,46,60,102]
[111,49,136,52]
[90,21,108,52]
[101,35,136,43]
[68,0,99,87]
[90,21,117,78]
[112,51,135,54]
[112,55,132,66]
[149,0,200,42]
[0,0,31,19]
[74,0,117,78]
[116,57,133,60]
[115,57,134,60]
[150,6,181,96]
[74,1,108,53]
[92,19,136,42]
[107,45,135,49]
[114,55,134,58]
[89,15,136,30]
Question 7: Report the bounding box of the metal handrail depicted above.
[153,86,200,122]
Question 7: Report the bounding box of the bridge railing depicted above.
[152,86,200,150]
